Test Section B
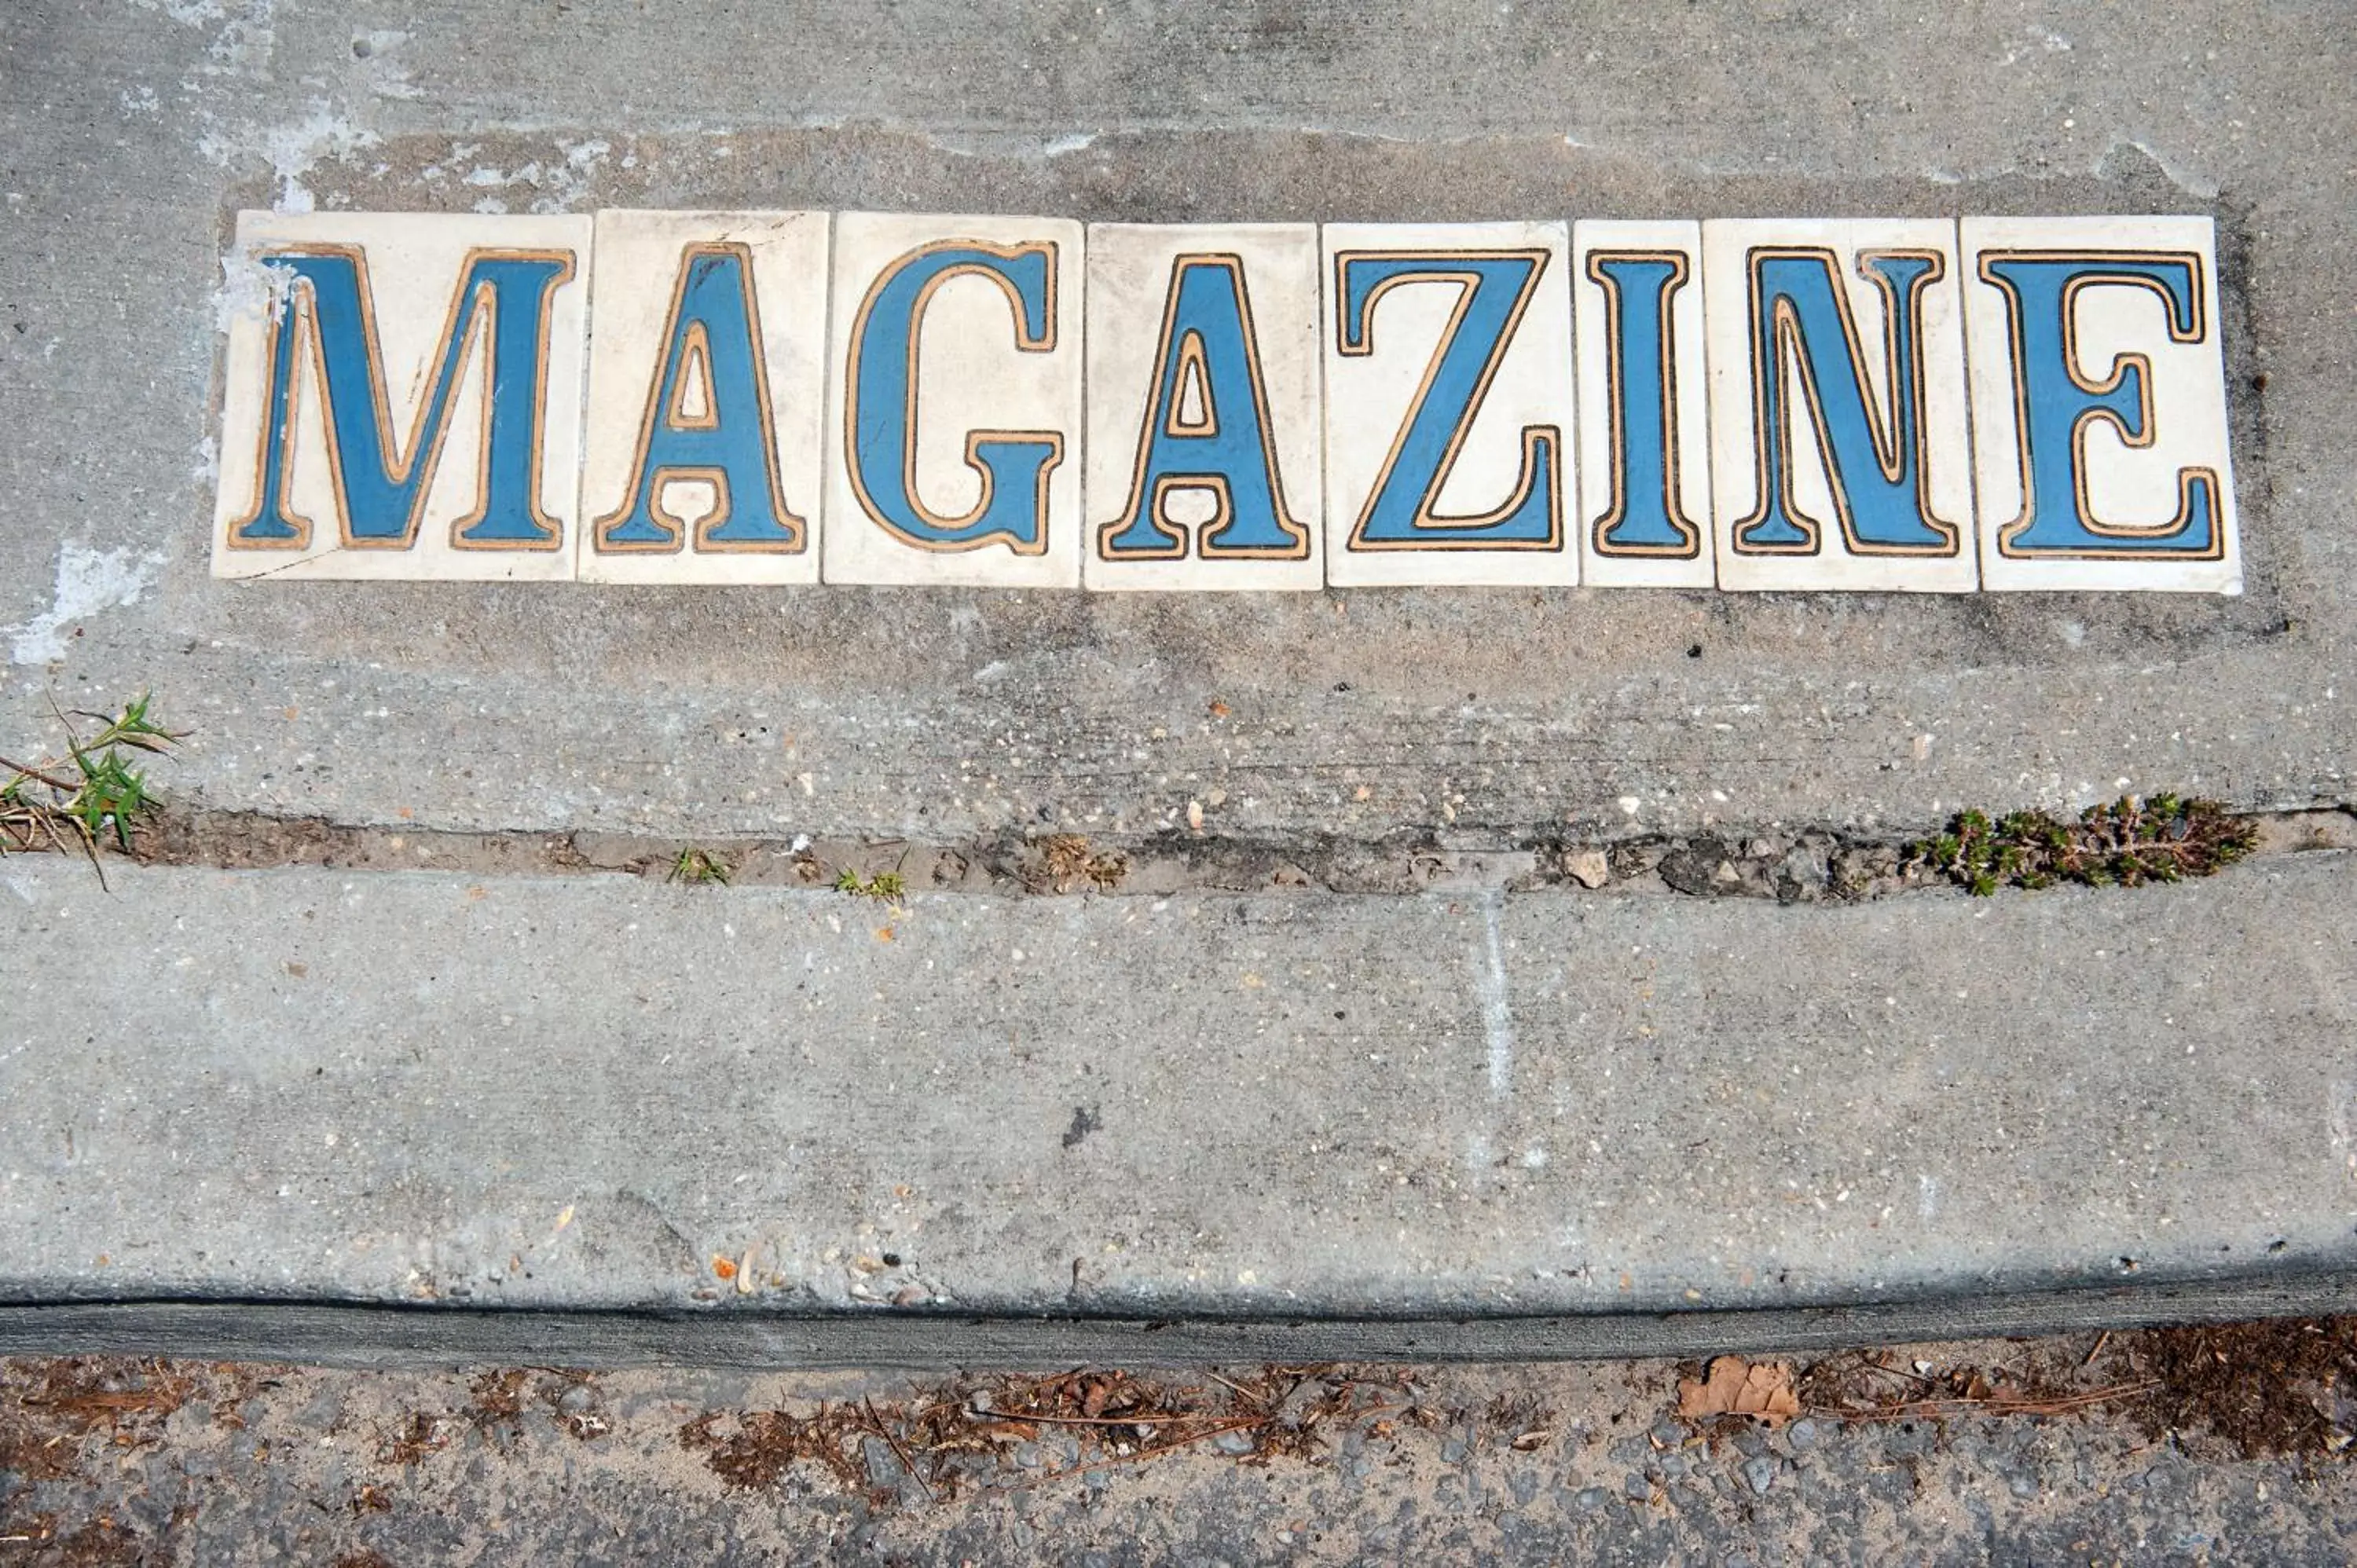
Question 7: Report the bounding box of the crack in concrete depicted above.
[64,803,2357,903]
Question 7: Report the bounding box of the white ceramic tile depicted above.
[1961,215,2240,594]
[1319,222,1574,588]
[1573,220,1715,589]
[577,211,827,584]
[212,210,590,582]
[1702,218,1978,593]
[819,213,1083,588]
[1083,224,1323,591]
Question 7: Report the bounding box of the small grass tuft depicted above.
[669,847,734,885]
[1911,793,2256,896]
[1,693,185,885]
[833,867,906,900]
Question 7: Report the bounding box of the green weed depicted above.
[832,867,906,900]
[1911,793,2256,896]
[0,693,185,885]
[669,847,735,885]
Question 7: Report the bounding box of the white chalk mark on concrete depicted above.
[211,249,296,338]
[1477,893,1516,1101]
[2328,1081,2357,1181]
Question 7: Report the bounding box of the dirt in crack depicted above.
[7,797,2348,904]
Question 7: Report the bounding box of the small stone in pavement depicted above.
[1563,848,1611,888]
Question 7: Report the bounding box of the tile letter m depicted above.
[228,246,575,554]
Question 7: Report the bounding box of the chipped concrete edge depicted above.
[4,1271,2355,1372]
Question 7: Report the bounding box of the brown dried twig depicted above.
[1809,1380,2160,1424]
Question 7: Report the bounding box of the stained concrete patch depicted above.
[4,544,164,666]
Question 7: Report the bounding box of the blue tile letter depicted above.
[1334,249,1560,550]
[1975,254,2220,561]
[1732,248,1959,559]
[594,244,805,554]
[1587,252,1702,559]
[1098,255,1310,562]
[228,248,574,553]
[842,241,1063,554]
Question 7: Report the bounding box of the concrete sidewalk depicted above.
[2,0,2355,1357]
[4,2,2348,848]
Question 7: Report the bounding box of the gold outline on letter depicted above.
[841,239,1062,558]
[1334,247,1560,555]
[1585,248,1702,561]
[1732,245,1963,561]
[1978,249,2223,562]
[1097,253,1310,563]
[592,241,805,557]
[223,243,575,556]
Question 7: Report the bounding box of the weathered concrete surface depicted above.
[6,854,2355,1321]
[0,1,2351,845]
[3,2,2355,1349]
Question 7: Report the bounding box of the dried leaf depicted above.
[1677,1356,1799,1427]
[1676,1358,1740,1420]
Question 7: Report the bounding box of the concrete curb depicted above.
[5,1272,2355,1371]
[9,856,2355,1333]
